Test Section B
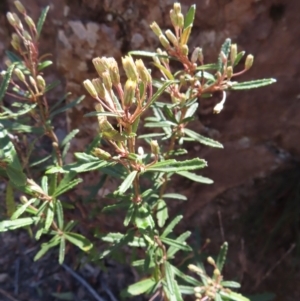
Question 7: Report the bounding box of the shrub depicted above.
[0,1,275,300]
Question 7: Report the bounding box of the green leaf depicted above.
[184,4,196,28]
[162,215,183,237]
[220,291,250,301]
[125,278,156,296]
[38,60,53,71]
[233,51,245,66]
[153,62,174,80]
[5,181,15,217]
[56,200,64,229]
[70,161,111,173]
[178,285,194,295]
[61,129,80,147]
[11,198,37,220]
[37,6,50,37]
[45,201,54,231]
[177,171,213,184]
[146,158,207,173]
[164,261,175,296]
[50,95,85,118]
[216,242,228,272]
[34,235,60,261]
[5,51,22,63]
[118,170,138,194]
[221,281,241,288]
[167,231,192,257]
[135,204,155,230]
[162,193,187,201]
[161,235,192,253]
[53,178,82,197]
[218,38,231,73]
[6,166,27,187]
[84,111,121,118]
[184,128,223,148]
[171,265,200,286]
[41,176,48,194]
[157,199,168,227]
[64,232,93,251]
[124,202,135,227]
[0,63,15,102]
[215,293,223,301]
[138,133,166,139]
[0,217,39,232]
[59,237,66,264]
[230,78,276,90]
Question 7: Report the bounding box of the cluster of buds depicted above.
[83,55,152,130]
[188,258,229,301]
[6,1,47,101]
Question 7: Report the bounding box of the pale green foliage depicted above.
[0,2,276,301]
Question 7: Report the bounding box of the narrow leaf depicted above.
[216,242,228,272]
[34,236,60,261]
[126,278,156,296]
[156,199,168,227]
[184,5,196,28]
[64,232,93,251]
[53,178,82,197]
[221,281,241,288]
[56,199,64,229]
[61,129,79,147]
[118,170,138,194]
[164,261,175,296]
[184,128,223,148]
[0,64,15,101]
[59,237,66,264]
[161,236,192,252]
[37,6,50,37]
[220,291,250,301]
[44,201,54,231]
[162,215,183,237]
[177,171,213,184]
[0,217,39,232]
[11,198,37,220]
[5,181,15,217]
[230,78,276,90]
[162,193,187,201]
[50,95,85,118]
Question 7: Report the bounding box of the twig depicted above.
[61,264,105,301]
[0,288,20,301]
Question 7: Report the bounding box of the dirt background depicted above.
[0,0,300,300]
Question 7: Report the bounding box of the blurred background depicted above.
[0,0,299,300]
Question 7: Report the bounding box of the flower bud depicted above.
[14,1,26,14]
[180,44,189,56]
[93,57,109,76]
[169,9,178,28]
[11,40,19,50]
[29,76,37,89]
[226,66,233,79]
[173,2,181,14]
[23,30,32,41]
[20,195,28,203]
[230,44,237,65]
[6,12,16,26]
[191,47,202,64]
[25,15,36,30]
[92,148,111,160]
[14,68,25,82]
[150,140,160,155]
[123,79,136,108]
[12,13,23,29]
[107,58,120,86]
[207,256,215,266]
[213,268,221,277]
[156,48,169,65]
[135,59,151,84]
[177,13,184,29]
[83,79,98,98]
[92,78,106,98]
[122,55,138,81]
[245,54,254,70]
[165,29,178,46]
[36,75,46,90]
[150,22,162,37]
[102,71,112,92]
[159,34,170,49]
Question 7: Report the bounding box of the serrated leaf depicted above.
[221,281,241,288]
[184,128,223,148]
[217,242,228,272]
[161,235,192,253]
[5,181,15,217]
[218,38,231,73]
[64,232,93,251]
[61,129,79,147]
[125,278,156,296]
[53,178,82,197]
[118,170,138,194]
[45,201,54,231]
[34,235,60,261]
[184,4,196,28]
[0,63,15,102]
[59,237,66,264]
[157,199,168,227]
[11,198,37,220]
[0,217,39,232]
[177,171,213,184]
[162,215,183,237]
[146,158,207,173]
[230,78,276,90]
[166,231,192,257]
[37,6,50,37]
[56,200,64,229]
[162,193,187,201]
